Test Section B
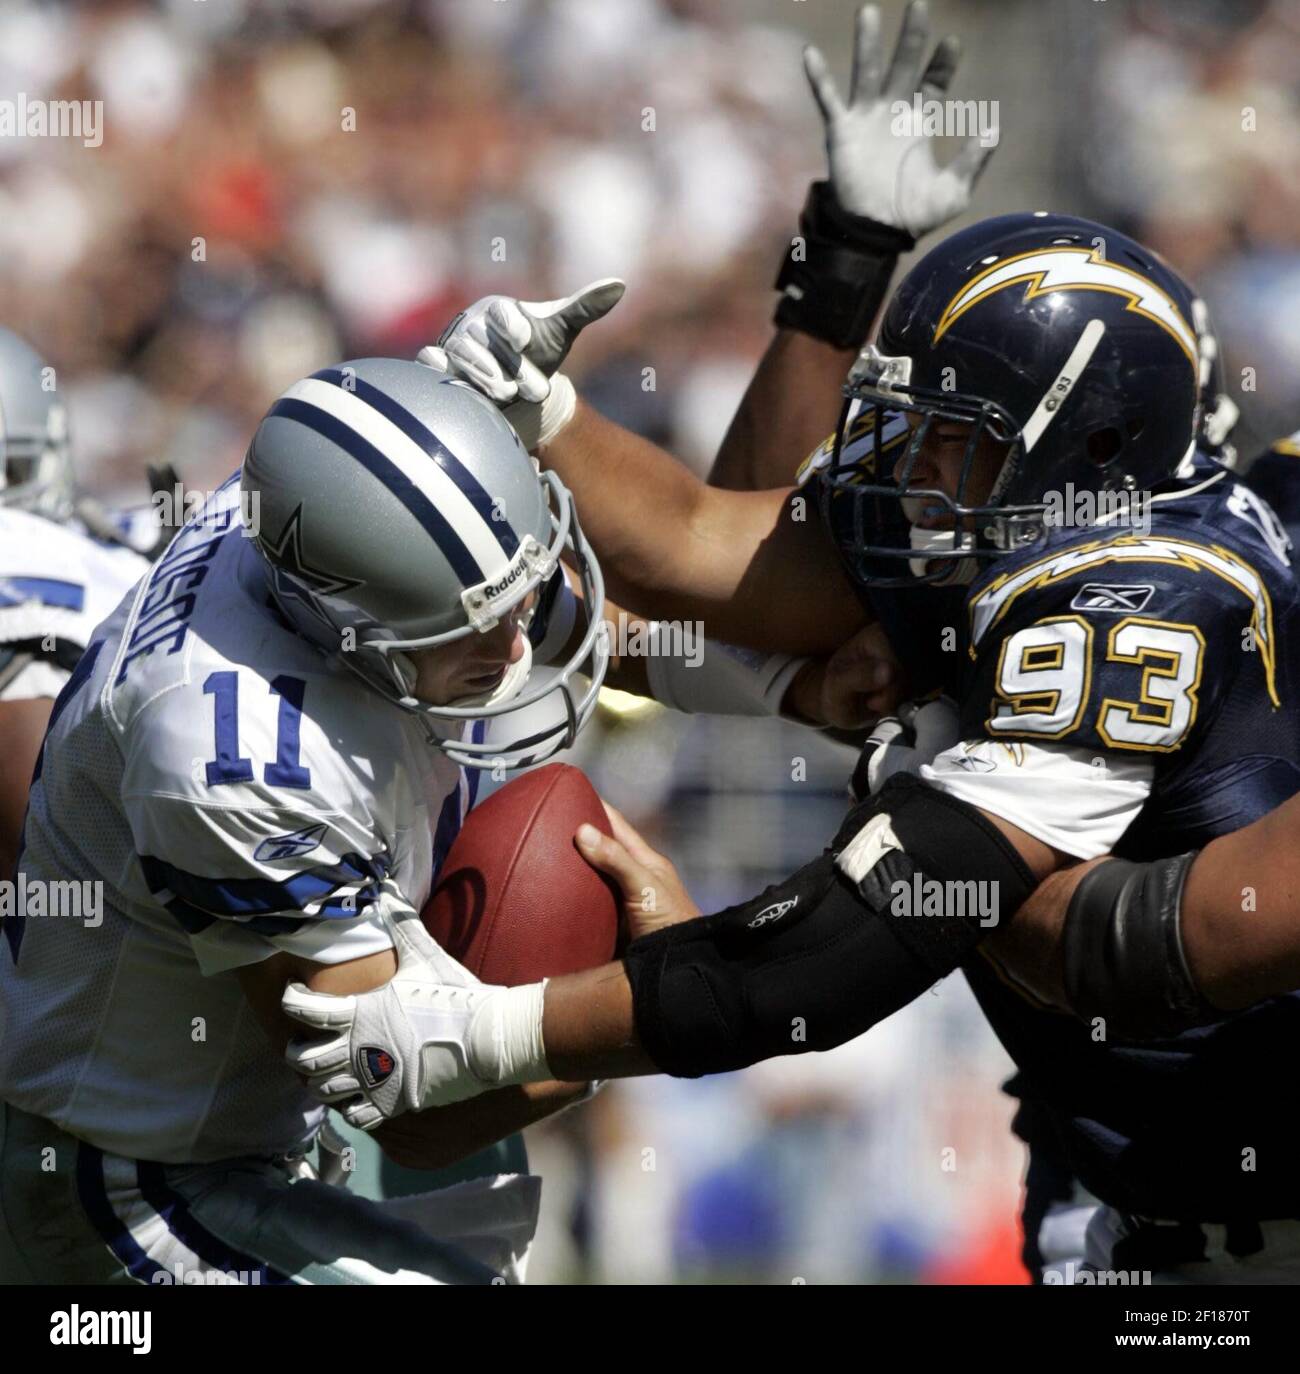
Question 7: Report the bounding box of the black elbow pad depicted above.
[625,774,1037,1077]
[1062,851,1220,1039]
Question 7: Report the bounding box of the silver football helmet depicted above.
[243,358,609,770]
[0,328,74,520]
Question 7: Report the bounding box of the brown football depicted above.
[422,763,620,984]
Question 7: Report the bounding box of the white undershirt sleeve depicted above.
[920,738,1155,860]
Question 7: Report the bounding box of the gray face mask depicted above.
[337,472,610,770]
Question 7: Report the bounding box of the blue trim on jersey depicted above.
[431,784,465,885]
[75,1144,294,1285]
[465,721,486,809]
[313,368,520,561]
[75,1144,167,1284]
[430,723,487,883]
[138,850,391,931]
[0,575,85,611]
[135,1160,293,1285]
[268,397,485,588]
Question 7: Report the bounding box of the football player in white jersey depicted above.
[0,354,888,1286]
[0,358,619,1284]
[0,328,150,879]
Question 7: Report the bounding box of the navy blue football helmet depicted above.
[823,212,1203,586]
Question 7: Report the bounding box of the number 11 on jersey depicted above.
[203,671,313,788]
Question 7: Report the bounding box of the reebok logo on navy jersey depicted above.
[1069,583,1155,613]
[255,822,328,862]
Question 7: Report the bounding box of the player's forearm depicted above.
[545,401,866,654]
[593,595,651,700]
[544,789,1048,1083]
[596,601,832,722]
[1180,795,1300,1010]
[542,399,803,628]
[708,329,855,492]
[540,399,718,612]
[542,962,657,1080]
[371,1079,591,1171]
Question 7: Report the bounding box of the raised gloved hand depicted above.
[803,1,996,238]
[849,694,962,801]
[418,279,625,450]
[281,909,550,1130]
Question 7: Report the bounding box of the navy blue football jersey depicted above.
[958,458,1300,1219]
[819,438,1300,1218]
[1243,431,1300,556]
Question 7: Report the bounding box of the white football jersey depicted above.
[0,506,148,700]
[0,476,473,1162]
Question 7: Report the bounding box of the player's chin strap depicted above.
[1061,852,1222,1040]
[907,525,977,584]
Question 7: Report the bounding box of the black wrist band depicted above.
[773,182,915,349]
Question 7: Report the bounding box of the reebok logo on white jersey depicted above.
[50,1307,151,1354]
[748,897,797,929]
[254,822,328,862]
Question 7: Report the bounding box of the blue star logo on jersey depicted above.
[263,505,363,629]
[254,822,328,863]
[359,1046,396,1087]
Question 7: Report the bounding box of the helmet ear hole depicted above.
[1086,427,1124,467]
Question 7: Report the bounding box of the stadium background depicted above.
[2,0,1296,1282]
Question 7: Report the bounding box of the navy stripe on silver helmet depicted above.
[313,366,520,562]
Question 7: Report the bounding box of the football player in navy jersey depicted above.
[308,206,1300,1286]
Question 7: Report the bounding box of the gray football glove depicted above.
[418,279,625,448]
[803,1,996,238]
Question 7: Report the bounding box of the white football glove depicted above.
[418,278,625,449]
[803,1,996,238]
[850,694,961,800]
[281,909,550,1131]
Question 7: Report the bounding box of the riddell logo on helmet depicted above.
[482,561,528,600]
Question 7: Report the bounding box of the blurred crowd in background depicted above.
[2,0,1298,1282]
